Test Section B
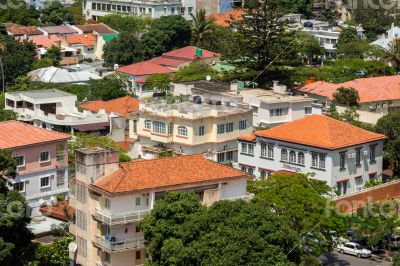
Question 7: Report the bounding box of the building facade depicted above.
[129,100,253,163]
[0,121,71,216]
[237,115,386,196]
[69,148,249,266]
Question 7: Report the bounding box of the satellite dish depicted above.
[206,75,211,81]
[68,242,78,253]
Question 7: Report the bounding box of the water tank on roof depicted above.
[196,48,203,57]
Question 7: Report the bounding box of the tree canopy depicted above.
[98,14,151,34]
[41,2,76,25]
[333,87,360,107]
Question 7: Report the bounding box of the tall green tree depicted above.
[190,9,214,47]
[384,39,400,72]
[44,45,62,67]
[103,33,144,66]
[336,27,358,49]
[41,2,76,25]
[333,87,360,107]
[0,0,40,25]
[98,14,151,34]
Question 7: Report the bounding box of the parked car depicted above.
[337,242,372,258]
[354,237,386,253]
[383,234,400,248]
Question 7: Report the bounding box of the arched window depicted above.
[177,126,188,136]
[298,152,305,165]
[281,149,288,161]
[289,151,296,163]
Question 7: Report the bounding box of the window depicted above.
[76,210,87,230]
[163,7,167,14]
[281,149,288,161]
[188,7,193,13]
[177,126,188,136]
[248,144,254,155]
[217,124,225,134]
[226,151,233,161]
[340,152,346,170]
[15,155,25,167]
[239,120,247,130]
[56,169,65,187]
[136,226,140,233]
[146,197,149,206]
[40,176,50,188]
[270,108,288,117]
[356,148,362,166]
[298,152,305,165]
[241,143,254,155]
[369,172,377,181]
[370,145,376,162]
[261,143,273,159]
[171,7,175,13]
[6,99,14,108]
[248,168,254,175]
[217,153,225,163]
[289,151,296,163]
[153,121,166,134]
[226,122,234,133]
[180,7,185,14]
[337,180,348,196]
[241,166,246,172]
[168,123,173,134]
[312,152,318,168]
[92,2,96,9]
[199,126,205,136]
[241,143,248,154]
[144,120,152,130]
[319,154,325,169]
[40,151,50,163]
[305,107,312,114]
[136,251,141,260]
[13,182,24,192]
[135,197,141,206]
[105,198,111,209]
[260,170,267,179]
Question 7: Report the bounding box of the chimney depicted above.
[74,147,120,185]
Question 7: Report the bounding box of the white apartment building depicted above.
[69,147,250,266]
[128,99,253,162]
[172,80,320,128]
[371,23,400,50]
[237,115,385,196]
[5,89,110,134]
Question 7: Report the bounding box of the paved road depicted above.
[327,251,391,266]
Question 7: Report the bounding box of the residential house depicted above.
[5,23,43,39]
[128,99,253,162]
[69,147,250,266]
[237,115,385,195]
[0,121,71,216]
[371,23,400,50]
[28,66,102,84]
[40,25,79,37]
[206,8,243,27]
[5,89,109,134]
[64,33,98,61]
[80,96,140,152]
[172,80,320,127]
[296,75,400,124]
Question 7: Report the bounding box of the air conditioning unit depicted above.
[347,153,356,159]
[363,150,368,156]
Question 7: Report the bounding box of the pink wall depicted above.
[12,140,68,175]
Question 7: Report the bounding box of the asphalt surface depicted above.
[327,251,391,266]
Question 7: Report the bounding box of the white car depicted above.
[337,242,372,258]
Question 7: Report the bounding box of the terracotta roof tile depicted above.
[41,25,78,35]
[75,23,117,34]
[80,96,139,118]
[116,61,176,76]
[298,76,400,103]
[21,35,61,49]
[39,200,74,221]
[254,115,385,150]
[5,23,43,36]
[238,134,257,142]
[149,56,188,67]
[0,121,71,149]
[65,33,97,46]
[207,9,244,27]
[162,46,220,60]
[92,154,247,194]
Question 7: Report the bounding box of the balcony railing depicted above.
[95,207,152,225]
[95,235,145,252]
[223,194,254,202]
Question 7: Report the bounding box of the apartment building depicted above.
[0,121,71,216]
[172,80,319,127]
[237,115,385,196]
[5,89,109,134]
[69,148,249,266]
[128,100,253,162]
[296,75,400,124]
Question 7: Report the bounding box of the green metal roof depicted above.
[102,33,120,43]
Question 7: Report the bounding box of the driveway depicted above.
[327,251,391,266]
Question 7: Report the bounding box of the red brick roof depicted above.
[298,76,400,103]
[21,35,61,49]
[238,134,257,142]
[5,23,42,36]
[207,9,244,27]
[116,61,176,76]
[0,121,71,149]
[65,33,97,46]
[39,200,75,221]
[253,115,385,150]
[149,56,187,68]
[75,23,117,34]
[162,46,220,60]
[80,96,139,118]
[92,154,247,194]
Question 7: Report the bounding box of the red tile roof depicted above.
[66,33,97,46]
[21,35,61,49]
[5,23,43,36]
[149,56,188,68]
[207,9,244,27]
[162,46,220,60]
[92,154,247,194]
[0,121,71,149]
[238,134,257,142]
[80,96,139,118]
[39,200,75,222]
[116,61,176,76]
[298,75,400,103]
[252,115,385,150]
[75,23,117,35]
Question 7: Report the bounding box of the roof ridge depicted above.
[120,154,205,167]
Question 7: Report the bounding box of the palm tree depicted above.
[190,9,214,46]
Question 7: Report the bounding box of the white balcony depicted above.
[223,193,254,202]
[95,235,145,252]
[95,207,151,225]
